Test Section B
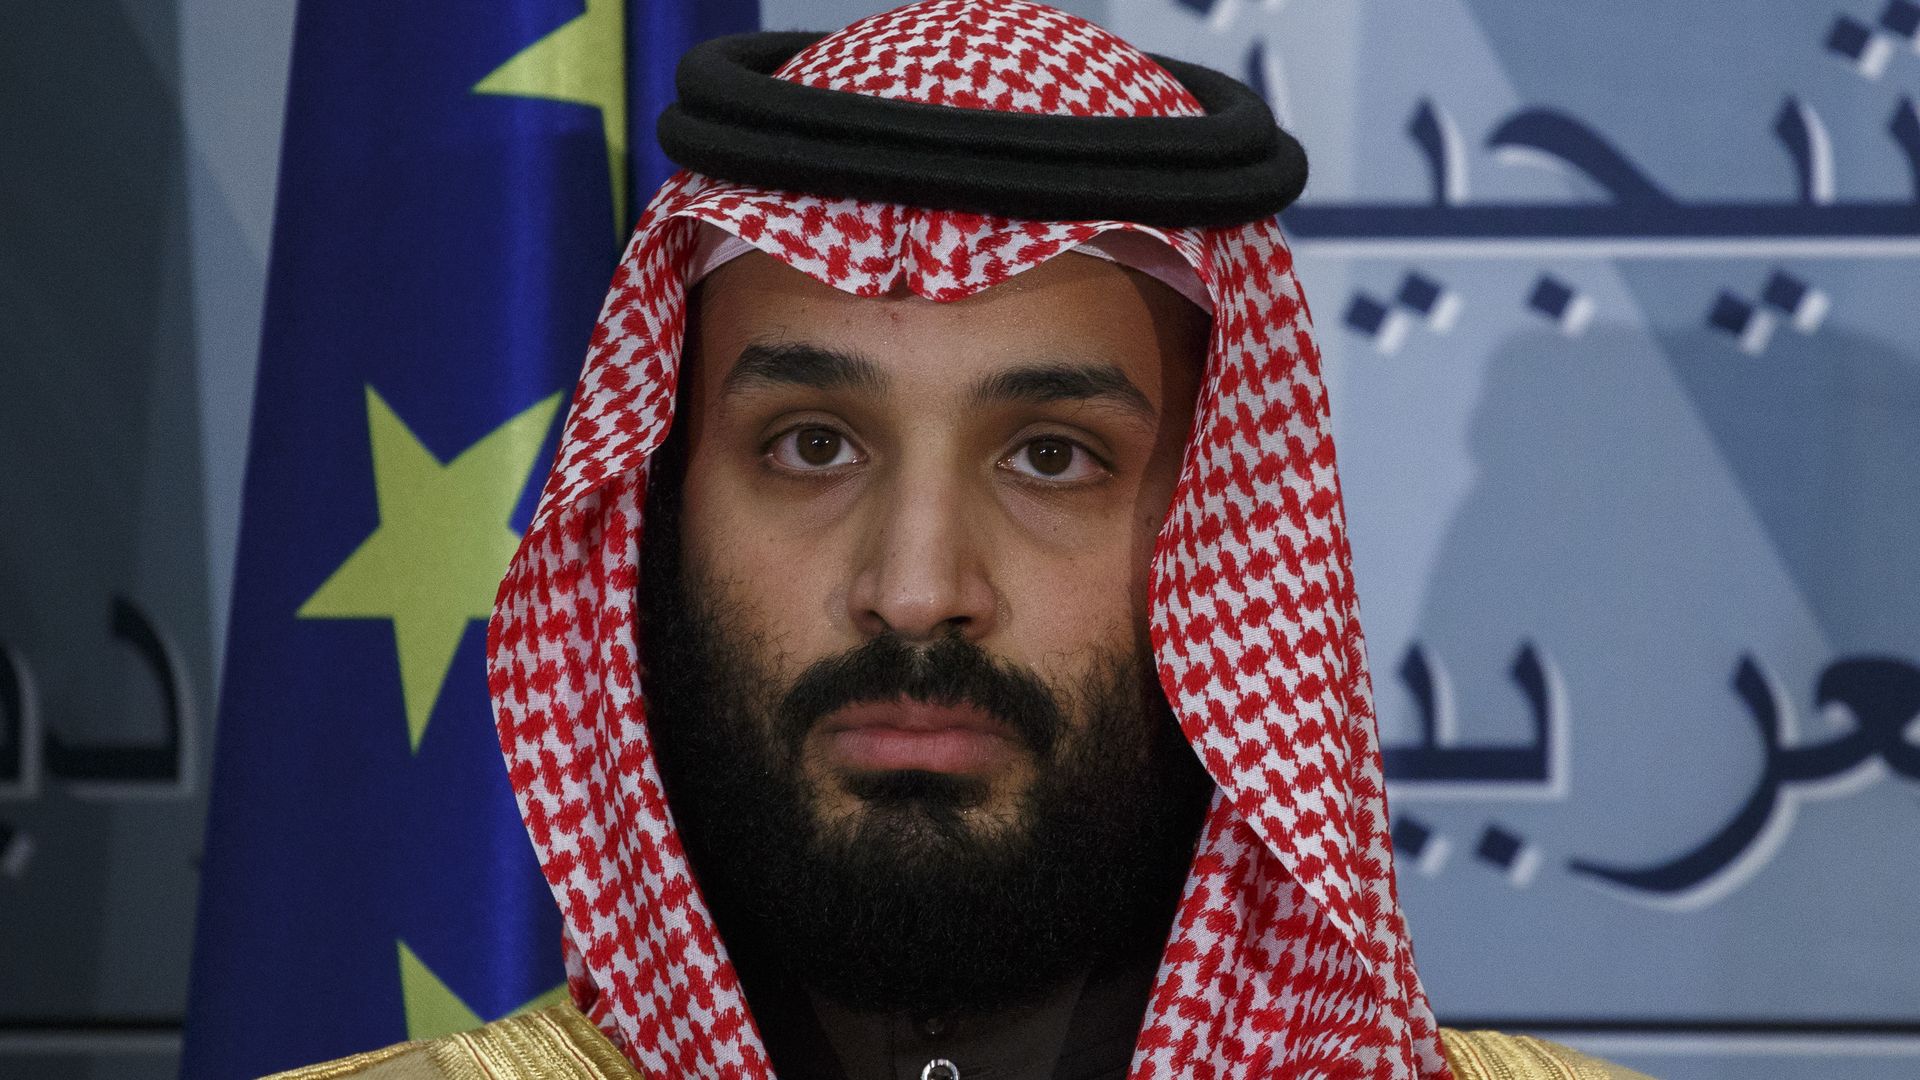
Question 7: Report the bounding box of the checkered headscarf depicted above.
[487,3,1448,1077]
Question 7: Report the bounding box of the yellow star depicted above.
[474,0,629,236]
[397,940,569,1039]
[299,387,561,753]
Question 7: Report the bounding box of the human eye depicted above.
[998,435,1108,484]
[765,424,863,472]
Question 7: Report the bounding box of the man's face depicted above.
[642,245,1214,1015]
[674,249,1206,834]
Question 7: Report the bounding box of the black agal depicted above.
[657,31,1308,228]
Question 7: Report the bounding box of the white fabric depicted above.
[685,220,1215,314]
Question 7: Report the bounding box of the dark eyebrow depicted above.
[722,341,888,396]
[969,362,1156,421]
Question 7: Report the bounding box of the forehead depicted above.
[685,249,1208,395]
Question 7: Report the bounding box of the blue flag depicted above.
[183,0,754,1074]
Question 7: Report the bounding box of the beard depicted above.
[638,448,1214,1018]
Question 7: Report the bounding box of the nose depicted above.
[846,467,998,643]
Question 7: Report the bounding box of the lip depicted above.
[816,698,1022,774]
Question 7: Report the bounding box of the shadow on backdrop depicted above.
[1398,317,1920,1026]
[1,1,213,1077]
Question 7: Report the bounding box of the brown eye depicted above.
[796,427,843,466]
[1024,437,1075,476]
[1003,436,1102,482]
[769,425,860,471]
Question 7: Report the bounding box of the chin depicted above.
[845,767,990,805]
[819,768,1029,841]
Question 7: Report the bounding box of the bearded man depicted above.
[276,3,1646,1078]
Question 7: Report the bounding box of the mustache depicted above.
[776,633,1065,757]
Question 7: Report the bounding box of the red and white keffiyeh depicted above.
[487,2,1448,1077]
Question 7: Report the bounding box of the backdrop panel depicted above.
[1115,2,1920,1078]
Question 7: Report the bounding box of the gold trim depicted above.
[1441,1029,1650,1080]
[257,1004,643,1080]
[262,1039,427,1080]
[542,1004,650,1079]
[1513,1034,1581,1080]
[423,1004,645,1080]
[1442,1028,1511,1080]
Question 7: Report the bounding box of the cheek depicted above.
[997,524,1155,686]
[997,469,1172,630]
[680,456,851,659]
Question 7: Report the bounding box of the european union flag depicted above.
[183,0,754,1074]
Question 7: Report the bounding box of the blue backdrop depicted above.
[1116,2,1920,1078]
[181,0,755,1075]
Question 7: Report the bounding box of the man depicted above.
[278,2,1646,1077]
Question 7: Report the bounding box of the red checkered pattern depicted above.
[487,2,1448,1078]
[775,0,1201,117]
